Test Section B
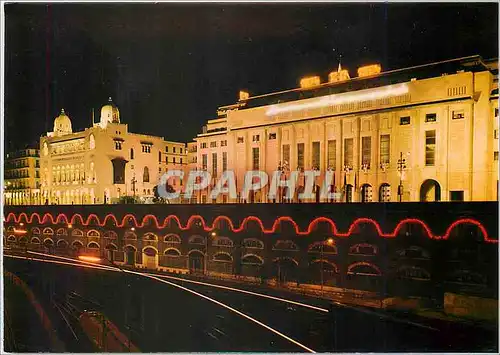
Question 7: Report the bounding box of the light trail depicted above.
[4,254,119,272]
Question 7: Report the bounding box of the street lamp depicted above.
[397,152,409,202]
[320,237,335,293]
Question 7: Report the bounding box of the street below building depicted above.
[4,254,498,352]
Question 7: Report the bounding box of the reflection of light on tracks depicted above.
[6,252,316,353]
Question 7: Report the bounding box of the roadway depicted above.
[4,252,498,352]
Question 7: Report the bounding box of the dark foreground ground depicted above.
[3,257,498,352]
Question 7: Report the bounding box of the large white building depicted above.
[40,98,187,204]
[193,55,499,203]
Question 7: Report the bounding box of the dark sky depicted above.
[4,2,498,151]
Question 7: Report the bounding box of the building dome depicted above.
[100,97,120,127]
[53,109,72,136]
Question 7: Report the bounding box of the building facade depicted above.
[194,55,499,203]
[4,149,41,205]
[39,98,186,205]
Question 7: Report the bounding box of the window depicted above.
[400,116,411,125]
[173,147,176,153]
[201,142,207,149]
[158,151,162,162]
[221,140,227,147]
[166,146,169,152]
[452,110,465,120]
[312,142,320,169]
[202,154,208,170]
[268,133,276,140]
[159,167,162,173]
[495,129,499,139]
[222,152,228,171]
[361,136,371,167]
[210,141,217,148]
[114,140,122,150]
[130,148,134,160]
[180,148,183,154]
[282,144,290,164]
[495,151,499,161]
[180,158,183,164]
[327,140,336,170]
[252,134,260,142]
[237,137,244,144]
[344,138,353,167]
[143,166,150,182]
[495,108,498,118]
[141,144,151,153]
[450,191,464,201]
[425,113,437,122]
[173,157,176,164]
[252,148,260,170]
[212,153,217,175]
[379,184,391,202]
[380,134,390,165]
[297,143,305,170]
[425,130,436,166]
[165,156,169,164]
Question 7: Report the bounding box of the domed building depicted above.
[52,109,72,137]
[39,98,187,205]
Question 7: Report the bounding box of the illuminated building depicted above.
[4,149,41,205]
[39,98,186,205]
[194,55,499,203]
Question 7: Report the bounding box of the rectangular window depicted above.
[237,137,244,144]
[450,191,464,201]
[380,134,390,165]
[202,154,208,170]
[201,143,207,149]
[361,136,371,167]
[297,143,305,170]
[400,116,411,125]
[425,130,436,166]
[495,108,499,117]
[268,133,277,140]
[180,158,183,164]
[221,140,227,147]
[252,134,260,142]
[425,113,437,122]
[282,144,290,165]
[165,146,169,152]
[495,151,499,161]
[165,156,168,164]
[173,147,176,153]
[222,152,227,171]
[141,144,151,153]
[252,147,260,170]
[327,140,336,170]
[173,157,176,164]
[452,110,465,120]
[114,140,122,150]
[312,141,320,169]
[212,153,217,175]
[210,141,217,148]
[344,138,353,167]
[495,129,499,139]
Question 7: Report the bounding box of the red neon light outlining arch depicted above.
[3,212,497,243]
[347,261,382,276]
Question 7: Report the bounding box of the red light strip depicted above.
[4,212,496,243]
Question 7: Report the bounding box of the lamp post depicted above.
[397,152,407,202]
[320,238,335,293]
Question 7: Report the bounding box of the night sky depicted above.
[4,2,498,151]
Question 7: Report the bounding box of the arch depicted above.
[31,227,41,235]
[189,235,206,245]
[360,184,373,203]
[164,234,181,243]
[347,262,381,276]
[143,232,158,241]
[420,179,441,202]
[242,238,264,249]
[213,252,233,262]
[188,249,205,273]
[87,229,100,238]
[273,240,299,251]
[7,235,16,242]
[397,265,431,281]
[87,241,100,249]
[272,256,299,266]
[396,246,430,259]
[72,240,84,249]
[241,254,264,265]
[310,259,339,273]
[345,184,353,202]
[57,239,69,248]
[19,236,28,244]
[103,231,118,240]
[7,226,15,232]
[71,228,84,237]
[31,237,41,244]
[164,248,181,256]
[213,236,233,247]
[142,246,158,256]
[308,242,338,255]
[124,245,136,266]
[124,231,137,240]
[43,238,54,247]
[43,227,54,235]
[349,243,378,256]
[105,243,118,250]
[56,228,67,236]
[143,166,150,183]
[379,183,391,202]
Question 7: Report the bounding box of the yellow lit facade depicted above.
[40,98,187,204]
[194,55,499,203]
[4,149,41,205]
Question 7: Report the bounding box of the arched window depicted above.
[31,237,41,244]
[7,226,15,232]
[143,166,150,183]
[213,236,233,247]
[57,240,69,248]
[124,231,137,240]
[87,230,100,238]
[164,248,181,257]
[241,254,264,265]
[349,243,378,256]
[360,184,373,202]
[43,228,54,236]
[347,262,381,276]
[31,227,41,235]
[130,148,134,160]
[143,233,158,241]
[56,228,67,236]
[273,240,299,251]
[213,252,233,262]
[242,238,264,249]
[87,242,100,249]
[308,242,338,254]
[7,236,16,242]
[397,246,430,259]
[71,229,84,237]
[103,231,118,240]
[164,234,181,243]
[379,183,391,202]
[189,235,205,245]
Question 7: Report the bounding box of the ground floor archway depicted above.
[142,246,158,270]
[188,250,205,274]
[420,179,441,201]
[124,245,137,266]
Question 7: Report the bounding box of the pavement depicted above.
[4,254,499,352]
